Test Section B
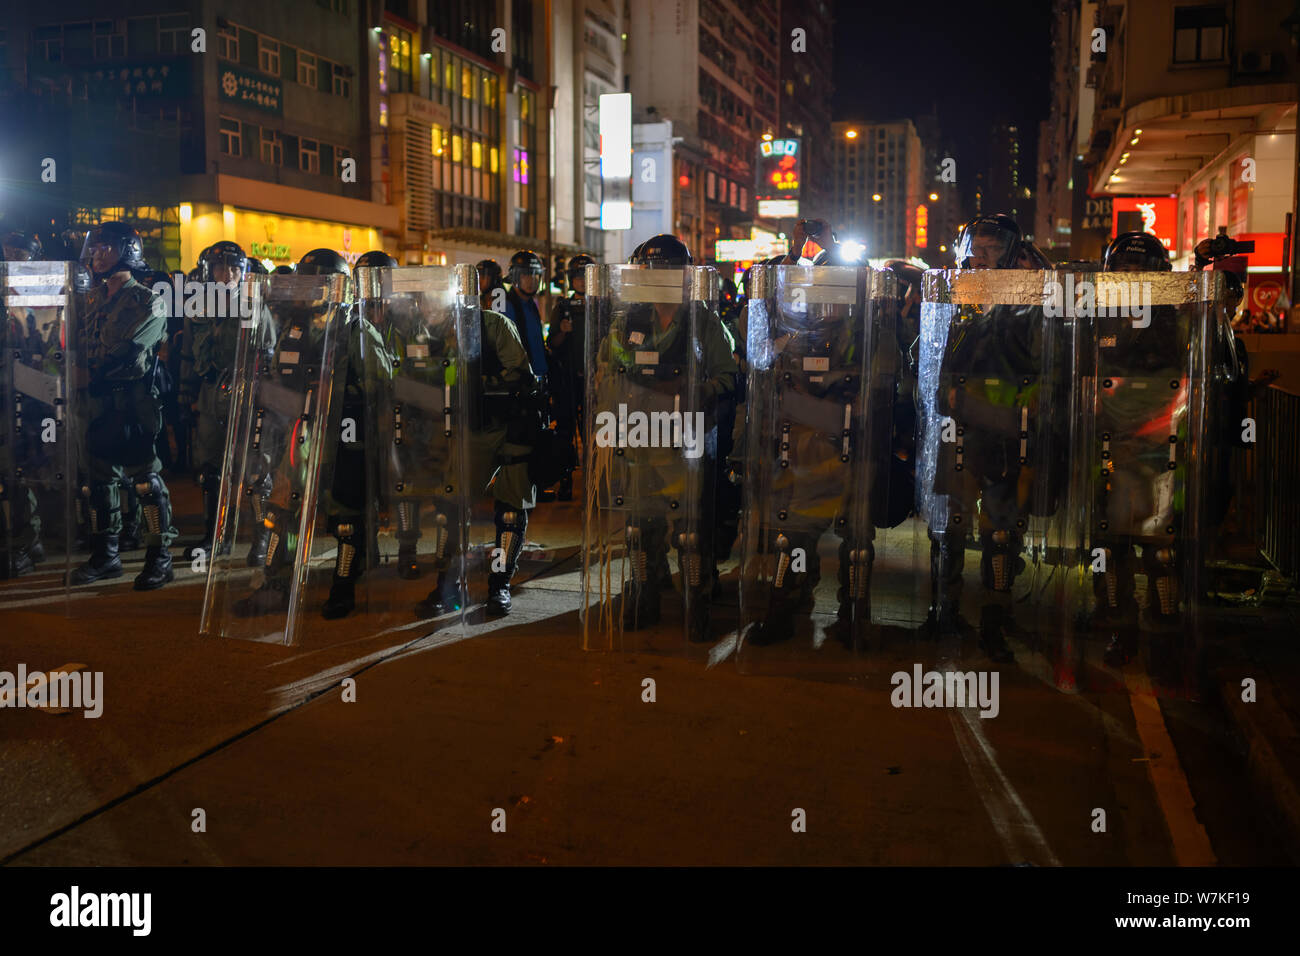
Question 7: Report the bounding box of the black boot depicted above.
[979,604,1015,663]
[233,577,290,617]
[415,569,459,619]
[397,541,420,579]
[133,546,174,590]
[196,470,219,553]
[322,522,362,619]
[69,533,123,585]
[486,572,512,616]
[3,549,35,579]
[322,577,356,619]
[557,474,574,501]
[621,578,661,629]
[245,476,274,567]
[485,504,527,616]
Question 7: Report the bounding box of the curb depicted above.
[1218,674,1300,863]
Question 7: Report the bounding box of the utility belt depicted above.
[88,374,152,403]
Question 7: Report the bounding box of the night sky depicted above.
[830,0,1055,215]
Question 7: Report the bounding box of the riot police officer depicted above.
[178,241,251,555]
[546,254,593,500]
[503,250,549,392]
[922,213,1063,661]
[2,231,49,576]
[318,249,393,619]
[70,221,176,590]
[1091,231,1185,665]
[591,234,738,640]
[416,261,541,618]
[233,248,353,617]
[478,258,504,312]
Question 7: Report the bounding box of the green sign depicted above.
[218,63,283,115]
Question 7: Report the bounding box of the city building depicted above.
[831,119,923,261]
[0,0,394,271]
[625,0,781,261]
[987,121,1035,242]
[1084,0,1299,298]
[778,0,834,224]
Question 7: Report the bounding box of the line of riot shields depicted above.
[579,261,1232,696]
[3,257,1232,696]
[198,263,487,645]
[1,261,78,604]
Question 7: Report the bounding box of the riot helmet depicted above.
[566,253,595,281]
[630,234,693,268]
[1103,231,1171,272]
[1016,240,1052,270]
[272,264,295,275]
[2,231,43,261]
[355,250,398,270]
[508,250,545,294]
[245,258,269,275]
[80,221,148,280]
[954,214,1021,270]
[295,248,350,276]
[200,240,248,284]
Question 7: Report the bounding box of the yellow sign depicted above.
[231,209,380,266]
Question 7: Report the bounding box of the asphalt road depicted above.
[0,491,1289,866]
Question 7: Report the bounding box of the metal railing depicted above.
[1256,384,1300,579]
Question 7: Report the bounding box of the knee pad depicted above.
[980,529,1022,592]
[839,539,875,601]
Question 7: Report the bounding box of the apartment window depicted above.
[217,25,238,60]
[259,36,280,74]
[332,63,351,97]
[158,13,188,53]
[299,138,320,174]
[387,27,413,93]
[35,26,62,62]
[297,51,317,87]
[260,128,283,166]
[1173,5,1227,63]
[219,116,242,155]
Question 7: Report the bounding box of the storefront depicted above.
[179,202,383,272]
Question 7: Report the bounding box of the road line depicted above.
[945,664,1061,866]
[1124,670,1217,866]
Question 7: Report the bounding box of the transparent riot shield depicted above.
[0,262,77,608]
[300,263,477,639]
[1070,270,1219,696]
[199,273,348,644]
[915,269,1076,669]
[581,263,722,651]
[735,265,907,675]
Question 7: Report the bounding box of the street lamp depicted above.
[845,129,859,139]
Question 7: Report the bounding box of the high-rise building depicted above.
[778,0,834,223]
[376,0,567,267]
[987,121,1035,240]
[831,119,923,261]
[625,0,781,260]
[0,0,394,271]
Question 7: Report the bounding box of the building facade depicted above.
[831,119,923,261]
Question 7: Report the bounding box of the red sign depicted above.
[1246,273,1289,314]
[1235,232,1286,270]
[1111,196,1177,252]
